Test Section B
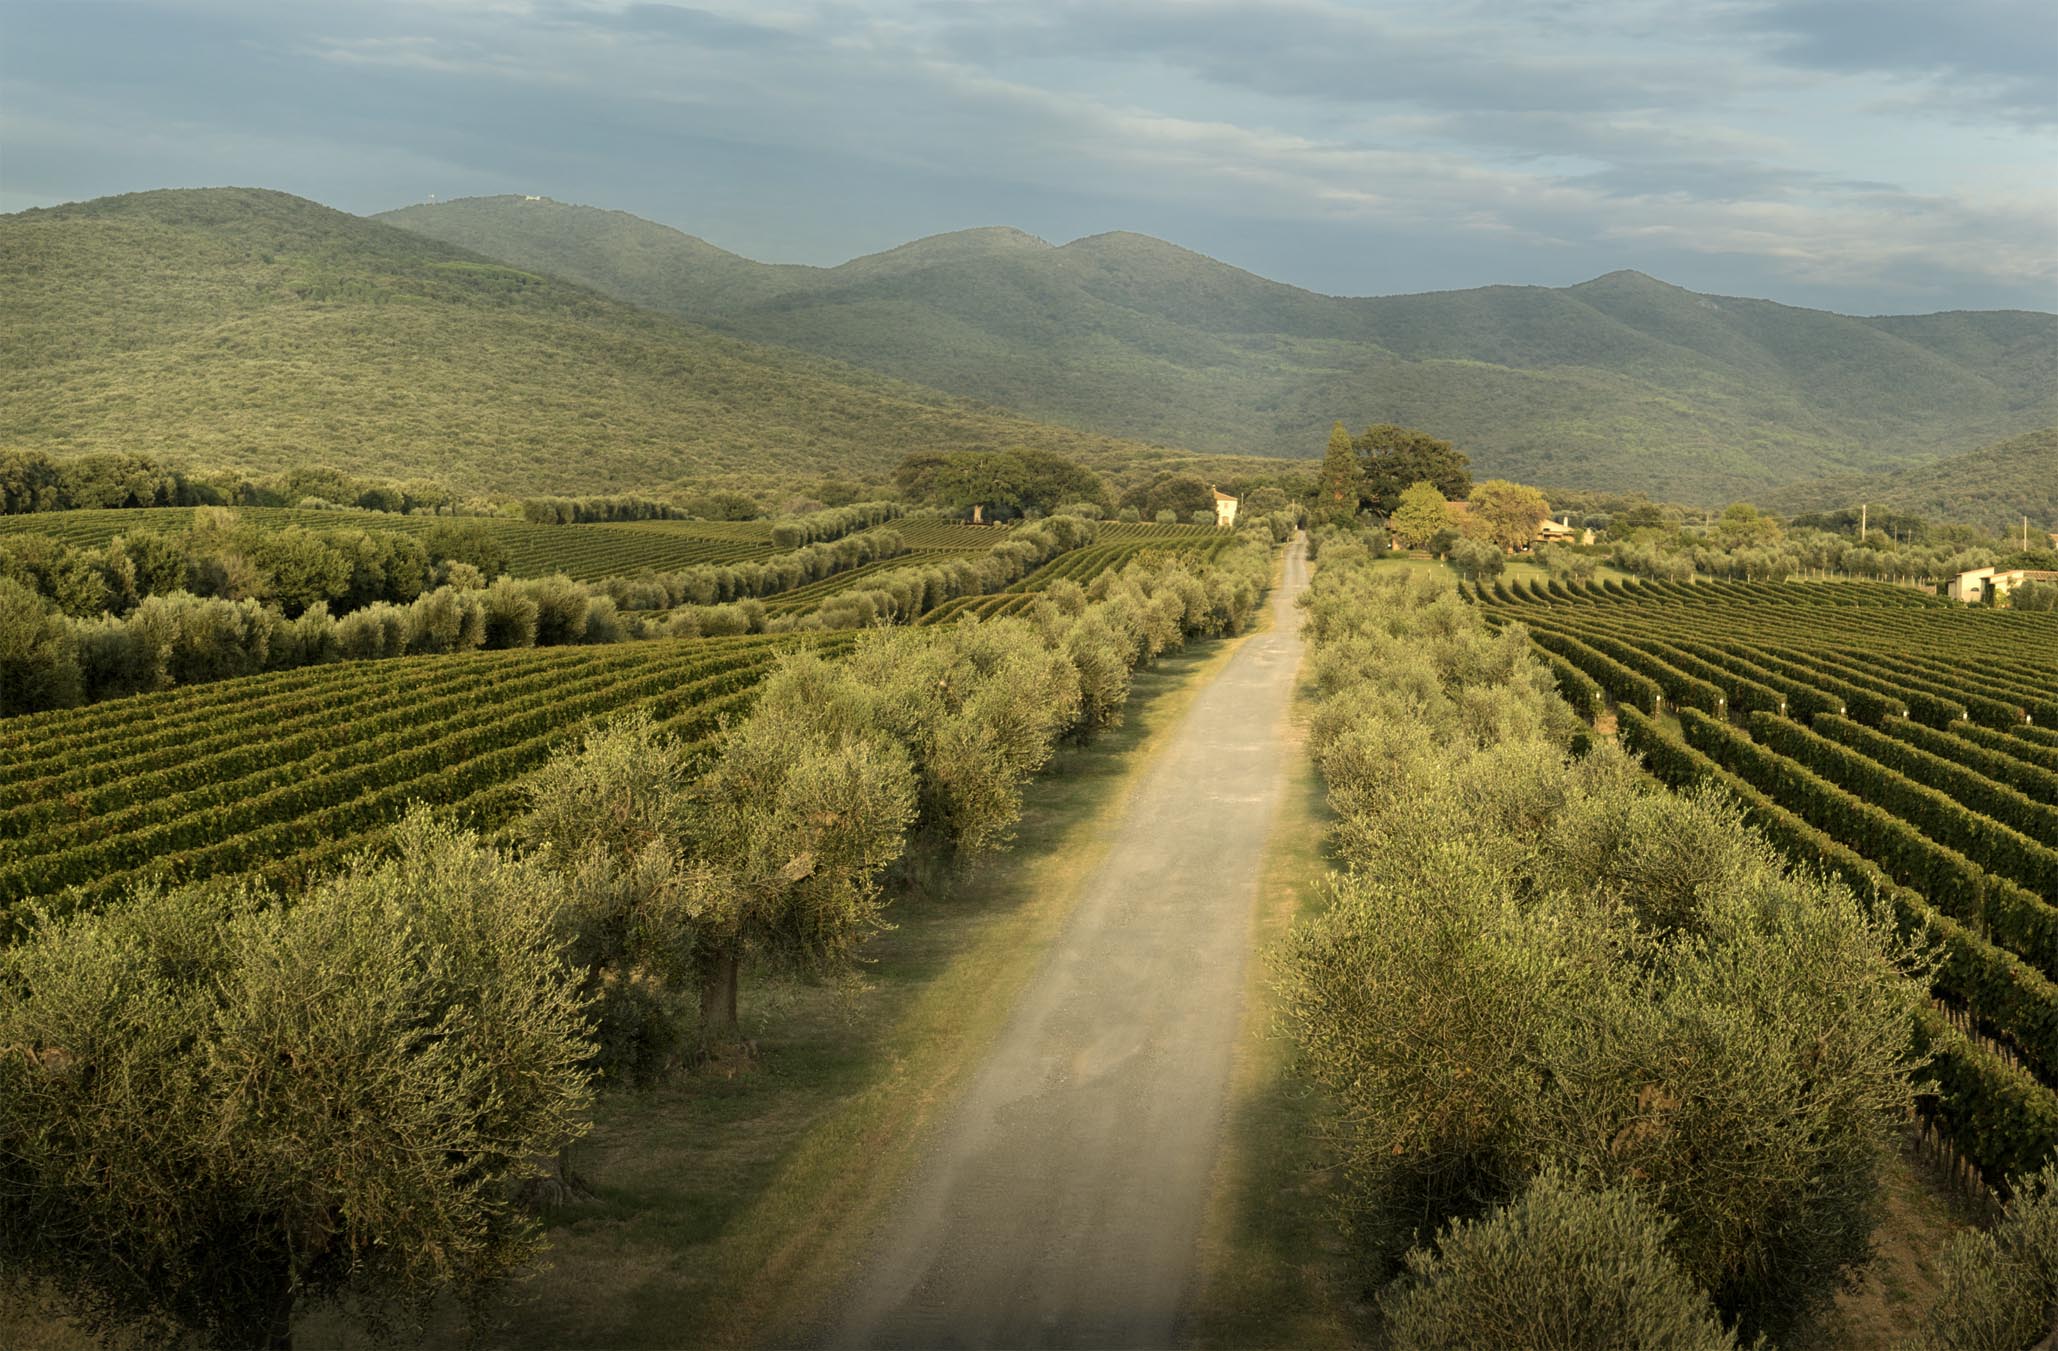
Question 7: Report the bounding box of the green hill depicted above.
[380,196,2058,504]
[1760,427,2058,534]
[0,189,1218,496]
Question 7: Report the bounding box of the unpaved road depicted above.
[829,537,1310,1350]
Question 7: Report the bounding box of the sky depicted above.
[3,0,2054,314]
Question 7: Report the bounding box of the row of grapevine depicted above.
[1616,706,2058,1184]
[1744,712,2058,897]
[915,534,1229,625]
[1475,577,2058,1191]
[1675,707,2058,981]
[0,632,851,926]
[1813,714,2058,847]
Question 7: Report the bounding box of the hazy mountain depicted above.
[381,195,2058,505]
[1760,427,2058,535]
[0,189,1206,495]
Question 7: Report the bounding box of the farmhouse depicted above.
[1536,516,1579,545]
[1947,566,2058,604]
[1211,486,1239,529]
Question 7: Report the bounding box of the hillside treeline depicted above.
[1604,503,2057,588]
[1280,539,2056,1345]
[0,450,489,518]
[1,509,513,620]
[0,530,1277,1347]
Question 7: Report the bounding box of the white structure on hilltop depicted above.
[1211,486,1239,529]
[1948,566,2058,604]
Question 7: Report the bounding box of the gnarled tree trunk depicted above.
[698,944,739,1042]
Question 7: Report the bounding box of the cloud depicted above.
[1,0,2052,312]
[1737,0,2058,126]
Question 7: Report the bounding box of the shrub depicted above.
[1923,1162,2058,1351]
[1448,536,1506,580]
[0,576,82,713]
[1154,509,1177,525]
[0,814,593,1347]
[1380,1170,1735,1351]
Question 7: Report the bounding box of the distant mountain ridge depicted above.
[379,195,2058,505]
[0,189,1217,495]
[1760,428,2058,533]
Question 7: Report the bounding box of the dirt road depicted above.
[829,537,1310,1350]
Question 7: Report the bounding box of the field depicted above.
[917,522,1227,623]
[0,517,1213,922]
[0,507,784,581]
[0,630,852,926]
[1472,575,2058,1186]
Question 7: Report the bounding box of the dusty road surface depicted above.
[829,537,1310,1350]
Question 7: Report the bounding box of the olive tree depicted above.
[686,654,917,1035]
[0,813,593,1349]
[1285,553,1924,1343]
[1380,1170,1736,1350]
[1923,1162,2058,1351]
[0,576,81,713]
[845,622,1080,856]
[519,710,703,1085]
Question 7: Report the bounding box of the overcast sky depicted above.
[4,0,2054,314]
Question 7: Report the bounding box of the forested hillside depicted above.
[1762,428,2058,533]
[381,196,2057,505]
[0,189,1207,496]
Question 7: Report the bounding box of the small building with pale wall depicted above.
[1948,566,2058,604]
[1211,486,1239,529]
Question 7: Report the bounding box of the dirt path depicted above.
[828,537,1311,1350]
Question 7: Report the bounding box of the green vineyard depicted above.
[1471,576,2058,1183]
[0,507,785,581]
[916,524,1227,624]
[0,630,851,926]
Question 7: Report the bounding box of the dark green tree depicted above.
[1381,1170,1736,1350]
[424,520,511,579]
[1319,422,1360,523]
[1354,424,1471,516]
[1120,471,1214,521]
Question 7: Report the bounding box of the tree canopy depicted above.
[0,813,594,1349]
[893,448,1110,519]
[1319,423,1360,524]
[1467,479,1551,551]
[1353,424,1472,517]
[1387,480,1454,549]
